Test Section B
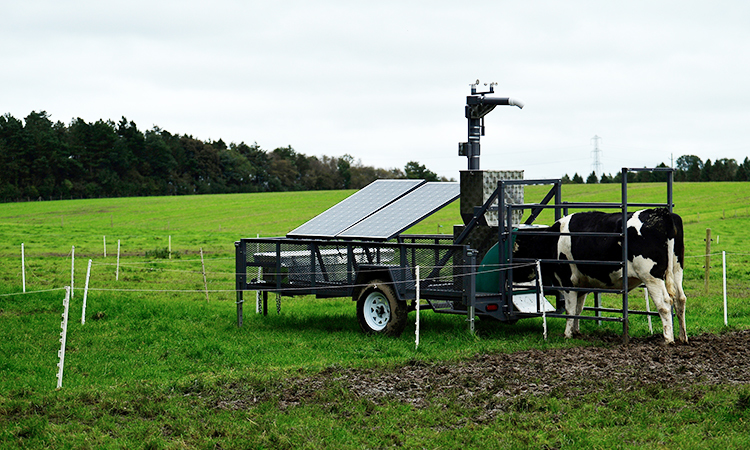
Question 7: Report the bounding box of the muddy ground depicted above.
[229,330,750,416]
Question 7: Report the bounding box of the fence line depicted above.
[12,248,750,282]
[7,247,747,333]
[0,287,67,297]
[1,261,538,298]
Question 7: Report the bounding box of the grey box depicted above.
[460,170,524,227]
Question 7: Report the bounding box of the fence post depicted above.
[82,259,92,324]
[704,228,711,294]
[415,265,420,349]
[116,240,121,281]
[56,286,71,390]
[71,246,75,298]
[723,251,728,326]
[21,243,26,293]
[644,287,653,334]
[103,235,107,258]
[200,247,209,302]
[537,260,547,341]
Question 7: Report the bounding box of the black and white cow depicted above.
[513,208,687,344]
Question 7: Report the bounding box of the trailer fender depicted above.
[353,265,414,302]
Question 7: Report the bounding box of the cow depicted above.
[513,208,687,344]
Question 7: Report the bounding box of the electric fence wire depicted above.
[6,250,749,298]
[2,261,540,297]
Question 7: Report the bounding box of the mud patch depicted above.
[220,330,750,417]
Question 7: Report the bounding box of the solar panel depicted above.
[286,179,425,238]
[337,182,460,240]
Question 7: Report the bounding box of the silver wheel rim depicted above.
[363,291,391,331]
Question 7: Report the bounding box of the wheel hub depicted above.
[363,292,391,331]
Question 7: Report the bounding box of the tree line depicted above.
[0,111,448,202]
[563,155,750,184]
[3,111,747,202]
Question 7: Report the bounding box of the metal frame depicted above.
[495,167,674,343]
[235,166,675,343]
[235,236,473,324]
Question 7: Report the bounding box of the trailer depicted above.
[235,82,674,342]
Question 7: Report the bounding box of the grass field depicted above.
[1,182,749,448]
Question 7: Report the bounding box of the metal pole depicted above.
[467,250,476,334]
[621,168,630,344]
[235,240,244,328]
[497,181,508,315]
[667,170,674,212]
[594,292,602,326]
[256,234,261,314]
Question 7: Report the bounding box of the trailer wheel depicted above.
[356,280,407,337]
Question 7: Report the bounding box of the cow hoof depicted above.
[563,331,583,340]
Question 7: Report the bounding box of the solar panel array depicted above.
[286,179,460,241]
[338,182,460,240]
[286,179,424,238]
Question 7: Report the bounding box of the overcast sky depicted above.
[3,0,749,180]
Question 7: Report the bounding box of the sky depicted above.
[3,0,750,180]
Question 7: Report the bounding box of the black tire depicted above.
[356,280,407,337]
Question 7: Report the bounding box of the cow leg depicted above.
[673,264,688,343]
[563,291,586,338]
[644,279,675,344]
[573,292,587,333]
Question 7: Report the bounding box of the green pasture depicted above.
[1,182,750,448]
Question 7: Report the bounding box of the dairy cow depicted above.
[513,208,687,343]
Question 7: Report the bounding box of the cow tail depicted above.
[666,238,677,302]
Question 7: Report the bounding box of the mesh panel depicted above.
[242,238,466,297]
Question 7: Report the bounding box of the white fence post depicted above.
[21,243,26,293]
[415,265,420,349]
[116,240,121,281]
[256,235,261,314]
[57,286,71,390]
[71,246,75,298]
[82,259,92,324]
[644,287,653,334]
[723,251,728,326]
[537,260,547,341]
[103,235,107,258]
[200,247,209,302]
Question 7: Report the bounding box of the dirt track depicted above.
[263,330,750,414]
